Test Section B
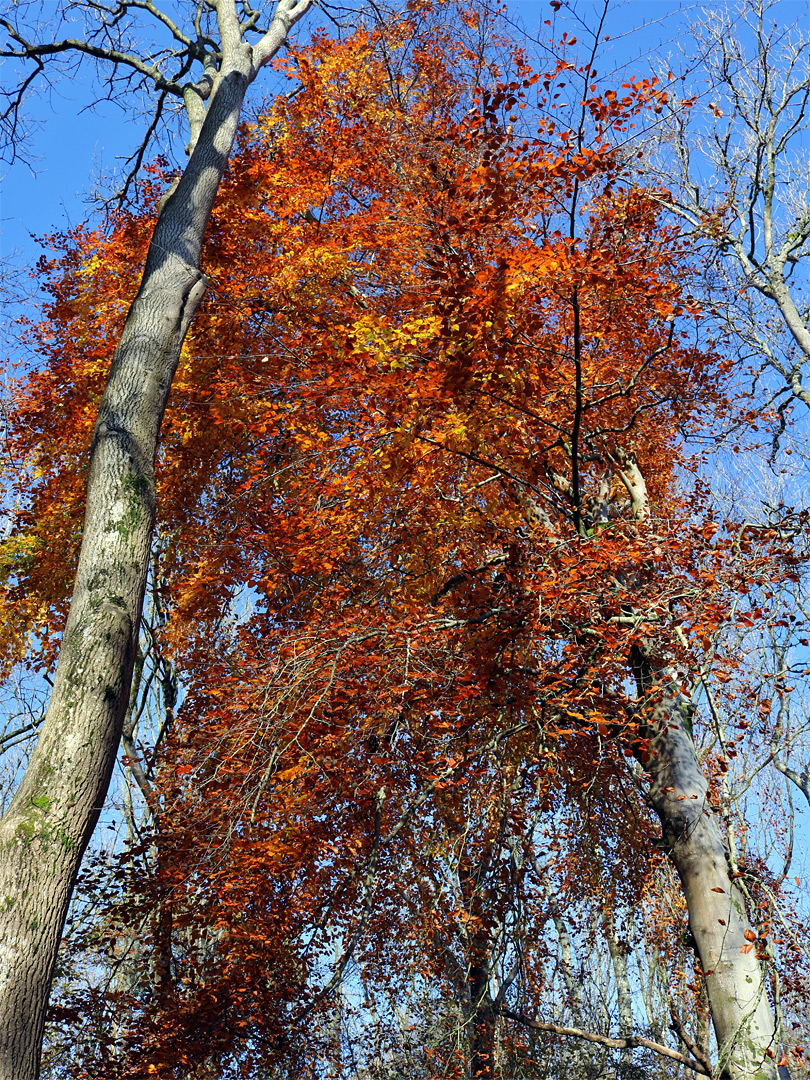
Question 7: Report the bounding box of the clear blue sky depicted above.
[6,0,807,280]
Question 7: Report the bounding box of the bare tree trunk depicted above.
[457,849,496,1080]
[0,69,246,1075]
[535,866,582,1021]
[631,649,777,1080]
[0,0,310,1067]
[468,951,496,1080]
[603,908,634,1076]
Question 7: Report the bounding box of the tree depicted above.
[652,0,810,417]
[662,0,810,819]
[8,15,805,1078]
[5,5,809,1079]
[0,1,312,1076]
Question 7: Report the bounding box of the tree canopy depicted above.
[1,2,809,1079]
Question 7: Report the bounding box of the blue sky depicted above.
[4,0,806,284]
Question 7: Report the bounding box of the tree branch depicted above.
[113,86,170,207]
[670,1003,714,1076]
[0,21,184,96]
[253,0,313,69]
[497,1007,713,1076]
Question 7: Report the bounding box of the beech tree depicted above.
[0,1,312,1076]
[3,4,809,1080]
[5,13,806,1079]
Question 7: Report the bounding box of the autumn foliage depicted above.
[2,6,807,1078]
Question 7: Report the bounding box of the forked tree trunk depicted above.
[0,53,256,1080]
[631,648,777,1080]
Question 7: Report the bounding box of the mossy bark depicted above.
[0,57,254,1080]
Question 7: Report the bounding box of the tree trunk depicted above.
[0,54,254,1080]
[603,908,634,1077]
[468,954,496,1080]
[631,648,777,1080]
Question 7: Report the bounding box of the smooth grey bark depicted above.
[600,445,780,1080]
[517,433,779,1076]
[534,867,582,1019]
[0,2,310,1076]
[631,649,778,1080]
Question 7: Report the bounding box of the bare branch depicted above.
[113,86,170,206]
[497,1007,713,1076]
[253,0,313,69]
[116,0,194,49]
[646,0,810,411]
[0,20,184,95]
[669,1004,715,1076]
